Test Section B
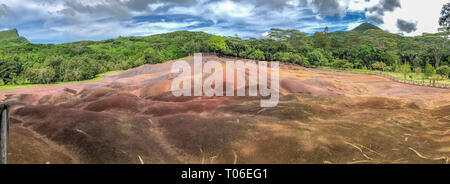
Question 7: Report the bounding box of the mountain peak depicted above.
[0,29,29,47]
[0,28,20,40]
[351,23,381,33]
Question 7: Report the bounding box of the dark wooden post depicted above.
[0,104,9,164]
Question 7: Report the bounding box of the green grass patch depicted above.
[320,67,450,86]
[0,70,124,91]
[0,84,43,91]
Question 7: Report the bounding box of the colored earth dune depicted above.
[1,56,450,164]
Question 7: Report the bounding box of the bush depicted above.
[249,49,266,61]
[371,62,387,71]
[306,49,328,67]
[400,62,411,80]
[25,64,56,84]
[274,52,309,66]
[436,65,450,79]
[290,53,309,66]
[385,66,393,72]
[414,67,422,75]
[141,48,163,64]
[424,61,435,79]
[331,59,348,69]
[343,62,354,70]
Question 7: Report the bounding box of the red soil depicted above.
[1,56,449,164]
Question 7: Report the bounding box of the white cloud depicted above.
[0,0,447,43]
[207,0,254,18]
[46,20,200,40]
[347,0,379,12]
[378,0,447,36]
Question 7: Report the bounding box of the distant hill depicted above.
[0,28,20,40]
[351,23,382,33]
[327,23,385,38]
[0,28,29,47]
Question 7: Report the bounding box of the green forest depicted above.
[0,22,449,86]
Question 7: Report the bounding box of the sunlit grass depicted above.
[0,84,44,91]
[0,70,124,91]
[320,67,450,85]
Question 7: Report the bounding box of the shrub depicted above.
[331,59,348,69]
[249,49,265,61]
[400,62,411,80]
[385,66,393,72]
[414,67,422,75]
[306,49,328,67]
[274,52,309,66]
[343,62,354,70]
[424,61,435,79]
[141,48,163,64]
[436,65,450,79]
[25,64,56,84]
[371,62,387,71]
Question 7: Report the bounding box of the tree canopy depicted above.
[0,21,449,85]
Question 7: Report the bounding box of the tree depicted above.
[424,61,435,80]
[249,49,265,61]
[207,35,228,55]
[162,45,186,61]
[43,56,65,80]
[380,50,399,67]
[274,52,308,66]
[306,49,328,67]
[412,57,423,68]
[25,64,56,84]
[268,28,312,53]
[0,56,23,84]
[436,65,450,79]
[355,44,380,68]
[313,30,331,50]
[400,62,411,80]
[399,38,422,65]
[292,54,309,66]
[141,48,163,64]
[417,34,449,68]
[183,40,201,55]
[439,3,450,31]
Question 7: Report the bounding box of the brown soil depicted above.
[1,56,449,164]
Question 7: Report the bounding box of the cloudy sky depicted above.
[0,0,447,43]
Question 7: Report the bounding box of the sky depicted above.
[0,0,447,43]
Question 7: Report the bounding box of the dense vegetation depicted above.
[0,22,449,86]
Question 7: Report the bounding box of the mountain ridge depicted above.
[0,28,29,48]
[0,28,19,40]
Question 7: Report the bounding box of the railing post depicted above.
[1,104,10,164]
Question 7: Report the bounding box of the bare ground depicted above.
[1,56,450,164]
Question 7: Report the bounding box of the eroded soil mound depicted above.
[1,56,449,164]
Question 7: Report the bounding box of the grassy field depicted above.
[0,70,123,91]
[321,67,450,86]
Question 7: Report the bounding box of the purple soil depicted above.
[1,56,449,164]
